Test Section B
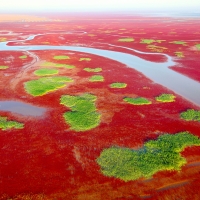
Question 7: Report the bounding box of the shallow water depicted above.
[0,34,199,106]
[0,101,46,116]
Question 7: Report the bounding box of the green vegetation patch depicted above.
[60,93,101,131]
[118,38,134,42]
[155,94,176,102]
[41,62,56,67]
[180,109,200,121]
[34,68,58,76]
[141,39,166,45]
[175,52,184,58]
[124,97,152,105]
[61,65,75,69]
[170,41,187,45]
[0,65,8,69]
[140,39,155,44]
[19,55,27,59]
[79,58,91,61]
[97,132,200,181]
[147,45,168,52]
[156,40,166,43]
[24,76,73,96]
[195,44,200,50]
[84,67,102,72]
[148,45,167,49]
[110,82,127,88]
[89,75,104,82]
[0,116,24,130]
[41,62,75,69]
[53,55,70,60]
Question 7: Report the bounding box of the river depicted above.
[0,34,199,106]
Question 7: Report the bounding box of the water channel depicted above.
[0,34,199,106]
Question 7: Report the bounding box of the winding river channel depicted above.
[0,34,200,106]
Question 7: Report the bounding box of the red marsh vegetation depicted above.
[0,14,200,199]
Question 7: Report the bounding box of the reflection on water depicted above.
[0,101,46,116]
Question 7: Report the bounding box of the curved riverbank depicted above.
[0,34,199,106]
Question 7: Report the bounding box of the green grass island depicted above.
[0,116,24,130]
[60,93,101,131]
[97,132,200,181]
[124,97,152,105]
[24,76,73,96]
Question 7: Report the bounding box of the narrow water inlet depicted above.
[0,101,46,116]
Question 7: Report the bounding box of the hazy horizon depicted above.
[0,0,200,13]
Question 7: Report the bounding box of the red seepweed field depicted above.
[0,13,200,199]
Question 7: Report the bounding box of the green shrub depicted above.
[63,111,100,132]
[180,109,200,121]
[62,65,75,69]
[89,75,104,82]
[155,40,166,43]
[170,41,187,45]
[79,58,91,61]
[0,66,8,69]
[175,52,184,58]
[24,76,73,96]
[155,94,176,102]
[140,39,155,44]
[147,45,167,52]
[60,93,100,131]
[19,55,27,59]
[61,93,97,112]
[40,62,55,67]
[195,44,200,50]
[40,62,75,69]
[118,38,134,42]
[0,116,24,130]
[53,55,70,60]
[124,97,151,105]
[84,67,102,72]
[97,132,200,181]
[34,68,58,76]
[110,82,127,88]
